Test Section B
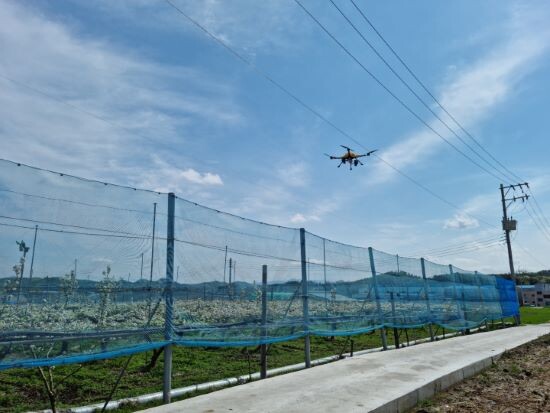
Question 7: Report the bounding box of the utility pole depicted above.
[499,183,529,280]
[500,183,529,326]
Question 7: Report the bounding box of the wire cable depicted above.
[348,0,521,184]
[162,0,498,231]
[294,0,506,182]
[328,0,511,183]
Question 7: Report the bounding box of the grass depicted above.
[519,306,550,324]
[1,308,547,413]
[0,327,430,412]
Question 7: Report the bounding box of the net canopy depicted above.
[0,160,519,369]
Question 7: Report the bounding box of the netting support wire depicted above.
[163,192,175,404]
[368,247,388,350]
[420,258,435,341]
[449,264,463,332]
[260,265,268,379]
[300,228,311,368]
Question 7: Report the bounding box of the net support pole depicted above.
[390,292,399,348]
[449,264,464,334]
[474,271,487,328]
[163,192,175,404]
[300,228,311,368]
[420,258,434,341]
[368,247,387,350]
[260,265,268,379]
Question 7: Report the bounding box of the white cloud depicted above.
[134,156,223,193]
[444,214,480,230]
[77,0,306,56]
[181,168,223,186]
[290,213,307,224]
[0,0,241,184]
[369,5,550,185]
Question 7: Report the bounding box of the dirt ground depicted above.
[412,333,550,413]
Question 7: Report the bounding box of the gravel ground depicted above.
[412,332,550,413]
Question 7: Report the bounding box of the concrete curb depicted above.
[370,349,504,412]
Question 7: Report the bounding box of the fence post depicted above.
[449,264,464,334]
[474,271,488,329]
[300,228,311,368]
[420,258,434,341]
[260,265,268,379]
[368,247,387,350]
[163,192,175,404]
[390,291,399,348]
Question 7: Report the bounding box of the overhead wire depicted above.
[338,2,550,246]
[162,0,498,231]
[347,0,521,184]
[327,0,510,183]
[407,233,503,257]
[293,0,507,182]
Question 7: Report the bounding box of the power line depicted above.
[348,0,520,184]
[328,0,510,183]
[525,202,550,242]
[294,0,507,182]
[407,233,503,256]
[339,0,550,248]
[425,239,504,259]
[163,0,497,232]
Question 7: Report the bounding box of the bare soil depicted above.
[412,333,550,413]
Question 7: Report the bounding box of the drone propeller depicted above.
[324,153,339,159]
[340,145,352,151]
[356,149,378,158]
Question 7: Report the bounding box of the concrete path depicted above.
[142,324,550,413]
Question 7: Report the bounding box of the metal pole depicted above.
[140,253,144,280]
[223,246,228,283]
[148,202,157,319]
[28,225,38,303]
[368,247,387,350]
[29,225,38,282]
[323,238,327,304]
[163,193,175,404]
[474,271,489,329]
[449,264,464,333]
[260,265,268,379]
[420,258,434,341]
[150,203,157,281]
[300,228,311,368]
[390,292,399,348]
[396,254,400,274]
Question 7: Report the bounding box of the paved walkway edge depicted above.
[140,324,550,413]
[371,352,499,413]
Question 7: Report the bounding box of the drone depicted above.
[325,145,377,170]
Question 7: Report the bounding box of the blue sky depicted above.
[1,0,550,275]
